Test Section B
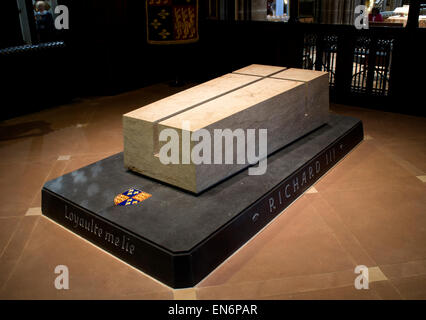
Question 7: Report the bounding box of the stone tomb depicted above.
[42,114,364,288]
[123,65,329,193]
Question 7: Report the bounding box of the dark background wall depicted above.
[0,0,425,120]
[0,1,23,49]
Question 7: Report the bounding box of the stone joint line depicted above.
[153,67,289,124]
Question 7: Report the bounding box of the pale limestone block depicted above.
[123,73,256,187]
[124,67,330,193]
[271,68,330,131]
[233,64,286,77]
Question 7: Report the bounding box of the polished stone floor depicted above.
[0,83,425,300]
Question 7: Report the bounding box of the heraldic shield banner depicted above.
[146,0,199,45]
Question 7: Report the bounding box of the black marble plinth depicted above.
[42,114,363,288]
